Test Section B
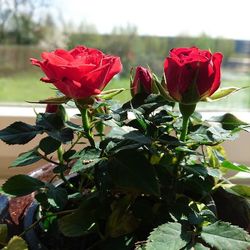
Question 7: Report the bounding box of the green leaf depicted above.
[229,184,250,198]
[58,196,98,237]
[107,126,137,139]
[65,121,84,132]
[105,139,147,155]
[0,224,8,244]
[108,150,159,196]
[206,167,222,178]
[0,122,40,145]
[95,235,136,250]
[36,113,64,130]
[104,127,151,154]
[207,126,238,142]
[63,150,76,162]
[36,113,73,143]
[70,147,101,160]
[133,109,148,132]
[3,236,28,250]
[145,222,191,250]
[98,88,126,99]
[193,243,210,249]
[222,161,250,173]
[47,185,68,209]
[210,113,248,130]
[70,158,102,173]
[28,95,71,104]
[70,147,101,173]
[201,221,250,250]
[2,175,45,196]
[39,136,61,155]
[204,87,247,102]
[212,188,250,230]
[52,164,68,174]
[47,128,73,143]
[206,146,225,169]
[183,164,222,180]
[11,148,42,167]
[181,242,210,250]
[135,245,146,250]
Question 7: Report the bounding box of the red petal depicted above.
[209,52,223,95]
[41,77,55,83]
[54,49,74,62]
[30,58,42,67]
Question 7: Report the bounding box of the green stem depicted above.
[38,152,61,166]
[57,145,64,164]
[56,146,76,190]
[80,108,95,148]
[19,209,77,238]
[179,103,196,142]
[67,132,82,152]
[59,170,76,191]
[180,115,190,142]
[172,103,197,200]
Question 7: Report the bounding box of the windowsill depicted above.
[0,104,250,121]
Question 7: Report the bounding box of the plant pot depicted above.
[0,164,57,248]
[22,172,91,250]
[23,202,47,250]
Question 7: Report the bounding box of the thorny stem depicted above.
[57,145,74,189]
[179,103,196,142]
[67,132,83,152]
[56,145,76,190]
[172,103,196,199]
[19,209,77,238]
[37,151,75,190]
[57,145,64,164]
[38,152,60,166]
[80,108,95,148]
[201,145,207,166]
[180,114,190,142]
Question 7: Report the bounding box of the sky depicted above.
[53,0,250,40]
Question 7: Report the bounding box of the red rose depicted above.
[31,46,122,99]
[164,47,223,104]
[131,66,152,97]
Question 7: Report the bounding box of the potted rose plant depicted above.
[0,46,250,250]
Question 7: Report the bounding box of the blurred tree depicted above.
[0,0,52,44]
[215,38,234,63]
[78,20,98,34]
[39,13,68,49]
[0,0,11,41]
[104,24,138,76]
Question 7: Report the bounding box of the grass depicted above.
[0,71,131,103]
[0,69,250,110]
[198,70,250,111]
[0,70,55,103]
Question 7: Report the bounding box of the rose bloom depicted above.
[131,66,152,97]
[164,47,223,104]
[31,46,122,99]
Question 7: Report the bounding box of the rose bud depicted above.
[31,46,122,100]
[164,47,223,104]
[45,104,68,122]
[131,66,153,97]
[45,104,58,113]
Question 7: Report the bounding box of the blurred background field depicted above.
[0,0,250,110]
[0,68,249,111]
